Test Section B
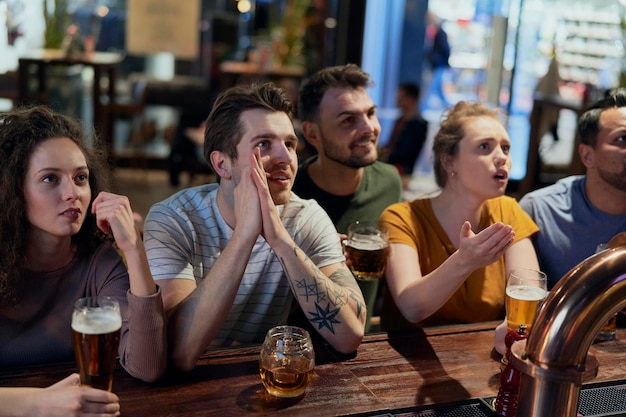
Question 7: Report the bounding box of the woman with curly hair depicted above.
[0,106,166,416]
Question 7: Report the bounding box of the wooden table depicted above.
[17,49,123,154]
[1,323,625,416]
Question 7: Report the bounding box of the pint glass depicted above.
[505,269,547,332]
[72,297,122,391]
[259,326,315,398]
[343,221,389,281]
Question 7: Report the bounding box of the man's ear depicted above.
[210,151,231,180]
[301,121,320,148]
[578,143,594,169]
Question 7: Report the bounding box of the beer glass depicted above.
[259,325,315,398]
[72,297,122,391]
[343,221,389,281]
[505,269,547,332]
[594,243,617,341]
[596,313,617,342]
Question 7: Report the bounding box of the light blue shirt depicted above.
[519,176,626,288]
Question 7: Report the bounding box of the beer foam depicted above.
[347,235,388,251]
[72,310,122,334]
[506,285,546,301]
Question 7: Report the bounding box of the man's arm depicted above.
[276,245,366,353]
[250,151,365,353]
[143,191,261,372]
[156,230,256,371]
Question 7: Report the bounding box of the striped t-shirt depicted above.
[143,183,344,347]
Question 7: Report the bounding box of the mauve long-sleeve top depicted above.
[0,241,167,382]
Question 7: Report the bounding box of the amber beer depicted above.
[505,285,547,331]
[72,298,121,391]
[259,326,315,398]
[259,358,314,398]
[596,313,617,342]
[344,223,389,281]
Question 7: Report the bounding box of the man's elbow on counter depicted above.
[331,329,365,355]
[336,338,363,355]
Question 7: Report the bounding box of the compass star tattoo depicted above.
[309,303,341,333]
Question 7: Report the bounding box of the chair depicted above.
[518,92,585,197]
[0,71,18,108]
[103,77,150,168]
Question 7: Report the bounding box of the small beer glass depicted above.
[596,313,617,342]
[72,297,122,391]
[343,221,389,281]
[259,326,315,398]
[505,269,548,332]
[594,243,617,342]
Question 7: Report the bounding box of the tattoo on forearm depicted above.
[309,302,341,334]
[277,247,364,325]
[349,292,365,320]
[294,278,326,303]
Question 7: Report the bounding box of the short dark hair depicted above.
[203,83,294,172]
[398,82,420,100]
[0,105,110,304]
[578,88,626,147]
[298,63,374,122]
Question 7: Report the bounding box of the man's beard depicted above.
[320,134,378,169]
[598,162,626,192]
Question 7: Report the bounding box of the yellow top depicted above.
[380,196,539,330]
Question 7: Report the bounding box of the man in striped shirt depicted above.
[143,83,366,371]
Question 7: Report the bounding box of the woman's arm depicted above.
[386,221,515,324]
[0,374,120,417]
[91,192,167,382]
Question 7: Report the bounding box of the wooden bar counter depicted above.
[1,323,625,416]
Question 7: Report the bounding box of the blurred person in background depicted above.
[380,82,429,176]
[421,12,451,112]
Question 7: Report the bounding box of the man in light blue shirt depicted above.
[519,89,626,288]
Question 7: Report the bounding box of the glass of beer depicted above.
[259,325,315,398]
[594,243,617,342]
[72,297,122,391]
[596,312,617,342]
[343,221,389,281]
[505,268,548,332]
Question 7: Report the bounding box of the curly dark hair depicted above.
[0,106,111,304]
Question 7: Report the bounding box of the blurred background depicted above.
[1,0,625,212]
